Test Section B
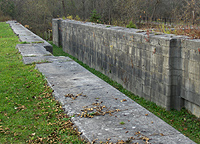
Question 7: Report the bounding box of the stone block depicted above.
[189,50,200,61]
[161,46,170,57]
[188,61,199,75]
[52,19,59,47]
[181,88,200,107]
[158,38,171,47]
[184,100,200,118]
[133,34,142,43]
[149,37,159,46]
[184,39,200,50]
[143,85,151,96]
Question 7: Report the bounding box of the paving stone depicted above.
[16,44,52,57]
[6,20,53,53]
[22,55,72,65]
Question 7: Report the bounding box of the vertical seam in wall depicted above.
[169,38,182,110]
[58,20,61,47]
[168,39,175,110]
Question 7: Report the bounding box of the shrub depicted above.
[0,10,12,22]
[0,15,12,22]
[67,15,73,20]
[89,9,101,23]
[75,15,81,21]
[62,16,66,20]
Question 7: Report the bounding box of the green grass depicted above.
[0,22,85,143]
[50,42,200,144]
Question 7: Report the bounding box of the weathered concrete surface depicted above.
[16,44,52,57]
[35,59,195,144]
[16,44,71,65]
[9,21,196,144]
[6,20,53,53]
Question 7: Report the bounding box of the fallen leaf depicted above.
[4,131,10,134]
[160,133,165,136]
[183,128,188,131]
[0,128,4,131]
[76,93,83,96]
[135,131,141,135]
[5,127,9,131]
[116,109,120,112]
[142,136,150,142]
[38,137,43,142]
[78,132,82,135]
[92,138,98,144]
[117,140,125,144]
[121,99,127,102]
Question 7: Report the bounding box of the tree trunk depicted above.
[151,0,160,20]
[62,0,66,17]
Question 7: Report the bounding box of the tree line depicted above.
[0,0,200,39]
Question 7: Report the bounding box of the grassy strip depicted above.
[50,42,200,144]
[0,22,85,143]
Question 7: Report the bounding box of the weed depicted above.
[145,29,150,42]
[43,54,52,56]
[63,115,75,121]
[159,23,171,34]
[21,41,44,44]
[140,23,200,39]
[172,25,200,39]
[126,21,136,29]
[21,41,30,44]
[153,48,156,54]
[120,121,125,125]
[32,41,44,44]
[33,60,52,64]
[111,19,124,27]
[75,15,81,21]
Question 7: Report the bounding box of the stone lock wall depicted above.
[180,39,200,117]
[52,18,200,117]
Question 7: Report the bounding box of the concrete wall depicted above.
[180,39,200,117]
[52,18,200,117]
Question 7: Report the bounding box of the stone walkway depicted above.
[7,21,196,144]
